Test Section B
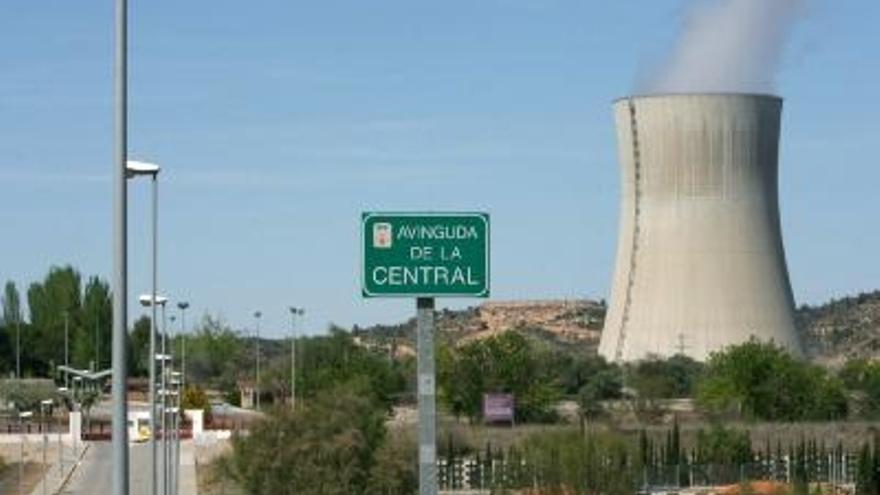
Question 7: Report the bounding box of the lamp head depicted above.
[125,160,161,178]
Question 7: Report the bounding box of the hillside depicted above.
[798,290,880,365]
[353,291,880,363]
[353,299,605,355]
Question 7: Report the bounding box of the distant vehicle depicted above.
[127,411,151,443]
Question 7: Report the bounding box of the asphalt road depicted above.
[64,441,171,495]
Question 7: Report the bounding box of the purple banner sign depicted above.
[483,393,514,423]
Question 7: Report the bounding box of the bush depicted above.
[697,340,848,421]
[627,354,704,399]
[437,332,562,423]
[840,359,880,419]
[181,384,212,423]
[224,381,386,495]
[365,433,417,495]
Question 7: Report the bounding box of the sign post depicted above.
[416,297,436,493]
[362,212,489,495]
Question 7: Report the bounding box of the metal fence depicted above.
[438,454,861,492]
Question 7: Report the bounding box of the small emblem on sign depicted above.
[373,222,392,249]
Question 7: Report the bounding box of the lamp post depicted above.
[72,376,82,457]
[177,302,189,398]
[139,290,166,495]
[56,387,67,480]
[19,410,33,495]
[40,399,53,495]
[170,372,181,495]
[288,307,304,409]
[15,314,21,379]
[156,354,172,495]
[64,310,70,387]
[253,311,262,410]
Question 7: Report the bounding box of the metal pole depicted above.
[254,312,261,410]
[177,381,183,495]
[179,304,187,396]
[95,311,100,371]
[149,176,159,495]
[19,415,24,495]
[416,297,438,495]
[57,406,62,481]
[290,308,297,410]
[16,318,20,379]
[42,409,48,495]
[162,303,168,495]
[111,0,130,491]
[64,311,69,388]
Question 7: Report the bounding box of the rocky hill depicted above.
[798,290,880,365]
[354,291,880,364]
[353,299,606,355]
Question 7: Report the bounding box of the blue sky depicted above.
[1,1,877,338]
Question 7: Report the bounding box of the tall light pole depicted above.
[139,291,166,495]
[111,0,129,492]
[64,310,70,388]
[15,314,21,379]
[170,371,181,495]
[288,307,304,409]
[131,158,161,495]
[161,300,170,495]
[39,399,53,495]
[95,307,100,371]
[177,302,189,396]
[18,410,33,495]
[253,311,262,410]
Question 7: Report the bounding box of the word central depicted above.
[372,266,480,287]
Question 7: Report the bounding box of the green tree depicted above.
[365,434,417,495]
[129,316,151,377]
[840,359,880,419]
[0,281,22,374]
[225,381,386,494]
[697,340,847,421]
[27,265,83,375]
[2,281,22,325]
[694,424,752,465]
[628,354,704,399]
[181,384,212,422]
[77,277,112,371]
[437,331,562,423]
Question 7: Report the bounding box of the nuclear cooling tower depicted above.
[598,93,802,362]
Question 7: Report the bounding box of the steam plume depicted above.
[647,0,806,94]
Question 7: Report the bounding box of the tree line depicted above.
[1,266,111,377]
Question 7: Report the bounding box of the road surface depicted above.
[64,441,175,495]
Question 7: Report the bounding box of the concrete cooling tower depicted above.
[598,93,802,362]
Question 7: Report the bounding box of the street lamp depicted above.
[139,291,166,495]
[288,307,304,409]
[176,302,189,398]
[39,399,53,495]
[56,387,67,480]
[156,353,172,495]
[63,310,70,388]
[253,311,262,410]
[18,410,33,495]
[170,372,182,495]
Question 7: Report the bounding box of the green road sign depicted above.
[362,212,490,298]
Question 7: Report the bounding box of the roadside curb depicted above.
[53,442,90,495]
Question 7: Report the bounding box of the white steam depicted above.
[647,0,806,94]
